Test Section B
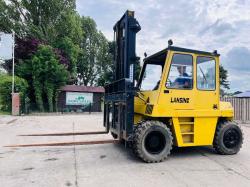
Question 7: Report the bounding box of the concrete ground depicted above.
[0,114,249,187]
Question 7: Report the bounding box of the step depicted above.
[181,132,194,135]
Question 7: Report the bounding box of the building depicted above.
[58,85,104,112]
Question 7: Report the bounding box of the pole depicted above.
[12,31,15,94]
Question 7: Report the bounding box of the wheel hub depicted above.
[144,131,166,154]
[223,129,240,149]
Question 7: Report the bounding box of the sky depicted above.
[76,0,250,92]
[0,0,249,92]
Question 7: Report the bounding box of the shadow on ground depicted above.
[112,142,217,163]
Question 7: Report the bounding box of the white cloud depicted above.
[78,0,250,91]
[222,47,250,92]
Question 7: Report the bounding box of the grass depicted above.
[0,103,11,115]
[0,110,11,115]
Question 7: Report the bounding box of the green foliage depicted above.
[134,58,142,82]
[54,10,83,45]
[0,0,76,38]
[32,45,68,111]
[77,16,113,86]
[1,0,122,113]
[0,74,28,111]
[219,65,230,96]
[0,0,23,35]
[1,1,77,111]
[55,37,80,80]
[96,40,141,86]
[0,110,11,115]
[95,38,114,86]
[1,0,114,88]
[18,44,68,112]
[77,16,99,85]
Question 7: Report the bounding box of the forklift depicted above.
[10,10,243,163]
[103,10,243,162]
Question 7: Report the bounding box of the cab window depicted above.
[197,56,216,90]
[140,64,163,91]
[166,54,193,89]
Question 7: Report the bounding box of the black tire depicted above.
[213,121,243,155]
[132,120,173,163]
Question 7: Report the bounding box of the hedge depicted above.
[0,74,28,111]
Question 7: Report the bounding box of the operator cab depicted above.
[136,44,220,113]
[138,46,218,92]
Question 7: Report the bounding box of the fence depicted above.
[221,97,250,122]
[23,100,103,114]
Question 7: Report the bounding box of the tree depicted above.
[53,10,83,45]
[1,0,118,112]
[0,0,24,35]
[1,39,70,111]
[77,16,112,86]
[1,0,118,87]
[0,0,78,39]
[1,0,82,82]
[96,41,142,86]
[219,65,230,96]
[3,37,69,77]
[96,40,114,86]
[134,57,142,83]
[55,37,79,82]
[19,45,68,112]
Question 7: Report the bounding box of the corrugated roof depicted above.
[235,91,250,97]
[60,85,104,93]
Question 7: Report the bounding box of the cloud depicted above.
[224,47,250,72]
[198,19,236,36]
[76,0,250,92]
[222,47,250,92]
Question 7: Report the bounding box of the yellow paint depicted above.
[134,113,143,125]
[134,48,233,147]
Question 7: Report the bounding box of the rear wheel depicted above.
[132,120,173,163]
[213,121,243,155]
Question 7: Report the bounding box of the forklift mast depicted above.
[104,10,141,140]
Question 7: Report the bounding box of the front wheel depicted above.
[132,120,173,163]
[213,121,243,155]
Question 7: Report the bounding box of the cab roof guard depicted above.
[144,46,220,62]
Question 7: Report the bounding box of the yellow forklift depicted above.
[103,10,243,162]
[12,10,243,163]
